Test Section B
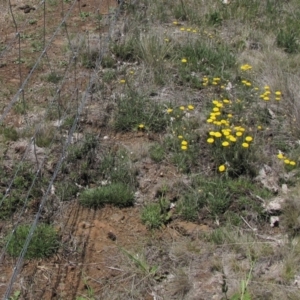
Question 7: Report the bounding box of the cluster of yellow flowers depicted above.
[277,152,296,166]
[202,76,224,87]
[259,86,282,101]
[205,98,254,172]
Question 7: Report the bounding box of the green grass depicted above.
[79,183,134,208]
[6,224,59,259]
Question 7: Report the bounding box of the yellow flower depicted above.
[223,131,230,136]
[289,161,296,166]
[181,58,187,63]
[277,153,284,159]
[242,142,249,148]
[264,85,270,90]
[188,105,194,110]
[187,28,191,32]
[181,145,188,150]
[212,100,219,105]
[207,118,213,123]
[222,141,230,147]
[263,96,270,101]
[213,107,219,112]
[216,103,223,108]
[207,138,214,144]
[218,165,226,172]
[240,64,252,71]
[275,97,281,101]
[275,91,282,96]
[284,159,290,164]
[209,131,215,136]
[213,77,221,81]
[167,108,173,113]
[257,125,262,130]
[120,79,126,84]
[180,27,185,31]
[173,21,178,25]
[227,114,233,118]
[138,124,145,129]
[129,70,134,74]
[229,136,237,142]
[164,38,170,42]
[214,132,222,138]
[180,106,185,110]
[236,131,243,137]
[245,136,253,142]
[181,140,188,146]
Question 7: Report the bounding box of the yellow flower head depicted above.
[222,141,230,147]
[289,161,296,166]
[120,79,126,84]
[277,153,284,159]
[257,125,262,130]
[138,124,145,129]
[181,145,188,150]
[207,118,213,123]
[207,138,214,144]
[180,106,185,110]
[167,108,173,113]
[263,96,270,101]
[227,114,233,118]
[236,131,243,137]
[284,159,290,164]
[188,105,194,110]
[214,132,222,138]
[180,27,185,31]
[209,131,216,136]
[181,140,188,146]
[275,91,282,96]
[218,165,226,172]
[242,142,249,148]
[240,64,252,71]
[245,136,253,142]
[181,58,187,63]
[213,107,220,112]
[229,136,237,142]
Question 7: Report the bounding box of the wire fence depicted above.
[0,0,123,298]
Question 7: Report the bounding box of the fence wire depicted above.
[0,0,124,298]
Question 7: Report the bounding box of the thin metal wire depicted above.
[0,0,78,126]
[3,1,125,298]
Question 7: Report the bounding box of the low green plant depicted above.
[176,192,199,221]
[6,224,59,259]
[79,183,134,208]
[114,91,168,132]
[141,198,171,229]
[230,263,253,300]
[9,290,21,300]
[99,149,137,186]
[111,36,139,62]
[149,143,165,162]
[119,246,158,276]
[0,126,18,141]
[45,72,62,84]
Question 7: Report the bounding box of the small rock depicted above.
[270,216,280,227]
[263,197,285,213]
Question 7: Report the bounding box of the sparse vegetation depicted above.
[2,0,300,298]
